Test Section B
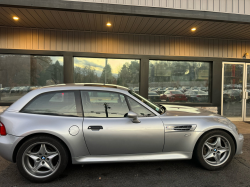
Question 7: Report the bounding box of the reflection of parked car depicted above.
[148,91,161,102]
[1,87,11,93]
[223,89,241,103]
[10,87,21,93]
[200,87,208,92]
[160,90,187,102]
[156,88,166,95]
[133,87,139,94]
[185,90,209,102]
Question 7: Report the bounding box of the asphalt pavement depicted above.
[0,135,249,187]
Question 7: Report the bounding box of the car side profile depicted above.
[0,84,244,183]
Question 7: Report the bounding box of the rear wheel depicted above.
[16,135,68,183]
[194,130,235,170]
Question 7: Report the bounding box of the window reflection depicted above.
[74,57,140,89]
[0,55,63,103]
[223,64,243,117]
[148,60,211,103]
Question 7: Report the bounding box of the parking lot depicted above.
[0,134,249,187]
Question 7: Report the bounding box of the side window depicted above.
[21,91,81,117]
[127,97,155,117]
[81,91,129,118]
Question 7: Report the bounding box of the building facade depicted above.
[0,0,250,121]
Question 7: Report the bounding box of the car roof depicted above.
[40,83,129,91]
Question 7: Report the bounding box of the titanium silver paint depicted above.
[0,84,244,165]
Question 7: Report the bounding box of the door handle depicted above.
[88,126,103,130]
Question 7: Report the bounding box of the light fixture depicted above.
[191,27,196,32]
[243,52,249,59]
[107,22,112,27]
[13,16,19,21]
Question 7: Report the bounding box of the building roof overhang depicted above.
[0,1,250,40]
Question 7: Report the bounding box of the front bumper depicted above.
[0,134,22,162]
[236,133,244,155]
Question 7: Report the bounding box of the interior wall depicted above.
[0,27,250,59]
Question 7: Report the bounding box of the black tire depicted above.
[194,130,235,171]
[16,135,69,183]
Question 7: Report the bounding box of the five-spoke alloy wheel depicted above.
[17,136,68,183]
[202,135,231,166]
[194,130,235,170]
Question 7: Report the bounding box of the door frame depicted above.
[244,63,250,121]
[221,62,247,121]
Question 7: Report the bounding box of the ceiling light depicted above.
[191,27,196,32]
[13,16,19,21]
[107,22,112,27]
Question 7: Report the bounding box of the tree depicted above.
[100,64,115,84]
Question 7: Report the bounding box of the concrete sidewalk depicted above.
[233,121,250,134]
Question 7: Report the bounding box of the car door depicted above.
[81,90,165,155]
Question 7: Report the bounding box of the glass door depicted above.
[244,64,250,121]
[221,62,245,121]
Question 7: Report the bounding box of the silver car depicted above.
[0,84,244,183]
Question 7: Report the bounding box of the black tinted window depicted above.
[81,91,129,118]
[21,91,81,117]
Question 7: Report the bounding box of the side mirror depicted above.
[127,111,141,123]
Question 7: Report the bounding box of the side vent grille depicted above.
[174,125,192,131]
[165,124,197,132]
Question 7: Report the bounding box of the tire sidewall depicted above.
[16,135,68,183]
[194,130,236,170]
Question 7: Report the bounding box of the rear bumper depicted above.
[0,134,22,162]
[236,134,244,155]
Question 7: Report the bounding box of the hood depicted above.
[161,105,219,117]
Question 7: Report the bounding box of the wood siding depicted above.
[65,0,250,15]
[0,27,249,59]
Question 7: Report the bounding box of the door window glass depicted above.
[127,97,155,117]
[21,91,80,117]
[81,91,129,118]
[223,64,243,117]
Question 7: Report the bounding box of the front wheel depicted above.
[194,130,235,170]
[16,135,69,183]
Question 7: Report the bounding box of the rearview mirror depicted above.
[127,111,141,123]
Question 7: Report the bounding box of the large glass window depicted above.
[0,55,63,103]
[148,60,211,103]
[74,57,140,91]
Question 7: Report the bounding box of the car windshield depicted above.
[170,91,182,94]
[149,92,157,95]
[128,90,163,114]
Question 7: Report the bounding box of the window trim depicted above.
[20,90,83,118]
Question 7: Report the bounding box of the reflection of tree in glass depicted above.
[74,65,100,83]
[0,55,63,87]
[74,59,140,87]
[32,57,63,86]
[100,64,116,84]
[117,61,139,87]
